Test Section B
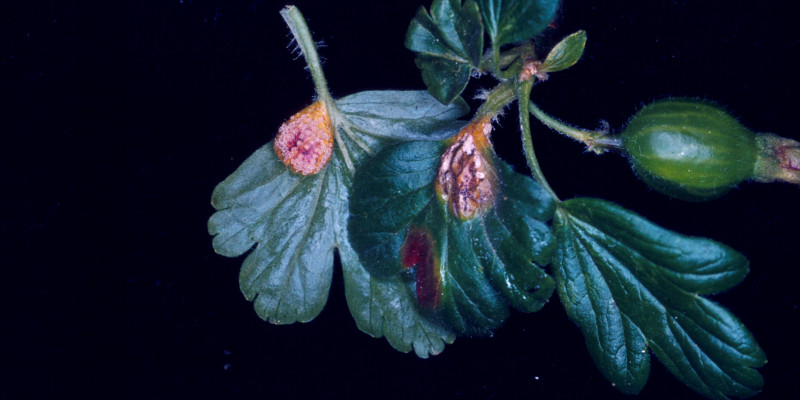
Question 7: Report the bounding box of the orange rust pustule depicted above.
[273,100,333,175]
[436,116,497,220]
[401,228,441,310]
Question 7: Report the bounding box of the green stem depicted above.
[281,6,358,171]
[479,47,521,73]
[491,43,502,79]
[481,42,536,80]
[528,101,621,154]
[519,79,559,201]
[475,80,517,118]
[753,132,800,184]
[280,6,333,104]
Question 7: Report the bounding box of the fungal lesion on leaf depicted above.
[401,227,442,311]
[436,116,498,220]
[273,100,334,175]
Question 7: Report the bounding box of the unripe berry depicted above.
[621,99,757,201]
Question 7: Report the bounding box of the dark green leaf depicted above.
[477,0,559,56]
[540,30,587,73]
[553,198,766,398]
[405,0,484,105]
[209,91,466,355]
[349,140,556,335]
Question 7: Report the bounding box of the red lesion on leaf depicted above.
[401,228,441,310]
[274,100,334,175]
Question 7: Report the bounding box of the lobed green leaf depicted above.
[553,198,766,398]
[209,143,339,324]
[349,140,556,336]
[405,0,484,105]
[340,237,455,358]
[209,90,467,355]
[477,0,560,63]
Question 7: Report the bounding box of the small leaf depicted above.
[349,138,556,336]
[553,198,766,398]
[540,30,587,73]
[405,0,484,105]
[477,0,559,56]
[209,90,466,353]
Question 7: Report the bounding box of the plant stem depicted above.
[519,79,559,201]
[282,6,360,170]
[528,101,622,154]
[491,43,502,79]
[475,80,517,118]
[479,48,521,74]
[753,132,800,184]
[280,6,332,104]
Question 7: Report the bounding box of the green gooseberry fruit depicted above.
[621,98,757,201]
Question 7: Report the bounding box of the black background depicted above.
[4,0,799,399]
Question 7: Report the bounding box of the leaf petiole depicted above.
[528,101,622,154]
[282,6,363,173]
[480,42,537,80]
[280,6,333,105]
[518,78,559,201]
[475,80,517,118]
[477,79,560,202]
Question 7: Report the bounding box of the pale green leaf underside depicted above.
[553,198,765,399]
[208,90,466,356]
[208,143,342,324]
[337,90,469,142]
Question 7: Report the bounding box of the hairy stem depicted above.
[753,132,800,184]
[479,47,522,74]
[281,6,333,104]
[519,79,559,201]
[528,101,622,154]
[282,6,361,169]
[475,80,517,118]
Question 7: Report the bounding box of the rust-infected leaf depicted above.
[401,228,442,310]
[436,116,497,220]
[274,100,334,175]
